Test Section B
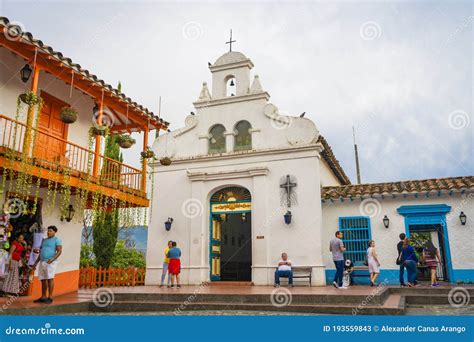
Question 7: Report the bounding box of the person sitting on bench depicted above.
[274,252,293,288]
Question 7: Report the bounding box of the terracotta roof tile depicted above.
[317,135,351,185]
[321,176,474,200]
[0,17,169,127]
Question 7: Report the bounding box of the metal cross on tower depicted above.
[225,29,236,52]
[280,175,297,207]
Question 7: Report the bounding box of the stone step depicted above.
[91,300,404,315]
[404,294,473,305]
[110,292,389,305]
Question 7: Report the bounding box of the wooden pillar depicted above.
[141,123,149,192]
[92,97,104,177]
[22,66,41,156]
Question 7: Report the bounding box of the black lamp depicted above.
[165,217,174,231]
[383,215,390,229]
[61,204,75,222]
[20,64,32,83]
[459,212,467,225]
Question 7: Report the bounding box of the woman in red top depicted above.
[2,234,26,295]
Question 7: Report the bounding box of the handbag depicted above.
[396,250,402,265]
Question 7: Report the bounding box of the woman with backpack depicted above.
[401,238,418,287]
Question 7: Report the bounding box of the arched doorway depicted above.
[210,186,251,281]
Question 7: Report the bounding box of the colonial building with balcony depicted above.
[0,17,169,296]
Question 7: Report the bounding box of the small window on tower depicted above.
[234,120,252,151]
[209,124,226,154]
[226,77,236,96]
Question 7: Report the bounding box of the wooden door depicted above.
[210,215,222,281]
[34,92,68,163]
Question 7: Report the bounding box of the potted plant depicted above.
[159,156,172,166]
[60,107,78,124]
[89,125,109,137]
[140,148,155,159]
[18,91,41,106]
[117,134,136,149]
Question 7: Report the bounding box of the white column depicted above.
[188,180,207,284]
[224,131,235,153]
[251,174,269,285]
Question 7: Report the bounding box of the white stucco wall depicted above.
[147,51,328,285]
[0,46,97,150]
[321,192,474,280]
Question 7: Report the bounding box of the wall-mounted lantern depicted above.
[20,64,32,83]
[165,217,174,231]
[60,204,75,222]
[459,212,467,225]
[383,215,390,229]
[284,211,292,225]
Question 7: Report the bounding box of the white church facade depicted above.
[146,50,474,286]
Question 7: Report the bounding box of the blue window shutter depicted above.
[338,216,372,264]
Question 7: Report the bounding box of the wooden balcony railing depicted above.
[79,267,146,288]
[0,114,143,194]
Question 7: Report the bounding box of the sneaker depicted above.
[167,285,171,288]
[339,286,348,290]
[177,285,181,289]
[332,281,339,289]
[431,283,440,287]
[44,298,53,304]
[274,284,280,288]
[400,284,407,287]
[33,297,46,303]
[159,284,163,288]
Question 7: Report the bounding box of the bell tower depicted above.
[209,51,254,98]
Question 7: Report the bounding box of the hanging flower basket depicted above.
[18,91,41,106]
[89,125,109,137]
[159,157,172,166]
[140,149,155,159]
[117,134,136,149]
[60,107,78,124]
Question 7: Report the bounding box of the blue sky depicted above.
[1,1,472,183]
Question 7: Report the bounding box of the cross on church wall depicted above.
[280,175,297,207]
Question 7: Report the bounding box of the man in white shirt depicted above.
[274,252,293,288]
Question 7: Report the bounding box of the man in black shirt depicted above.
[397,233,406,286]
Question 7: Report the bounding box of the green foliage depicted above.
[92,211,119,268]
[110,240,146,268]
[80,244,95,268]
